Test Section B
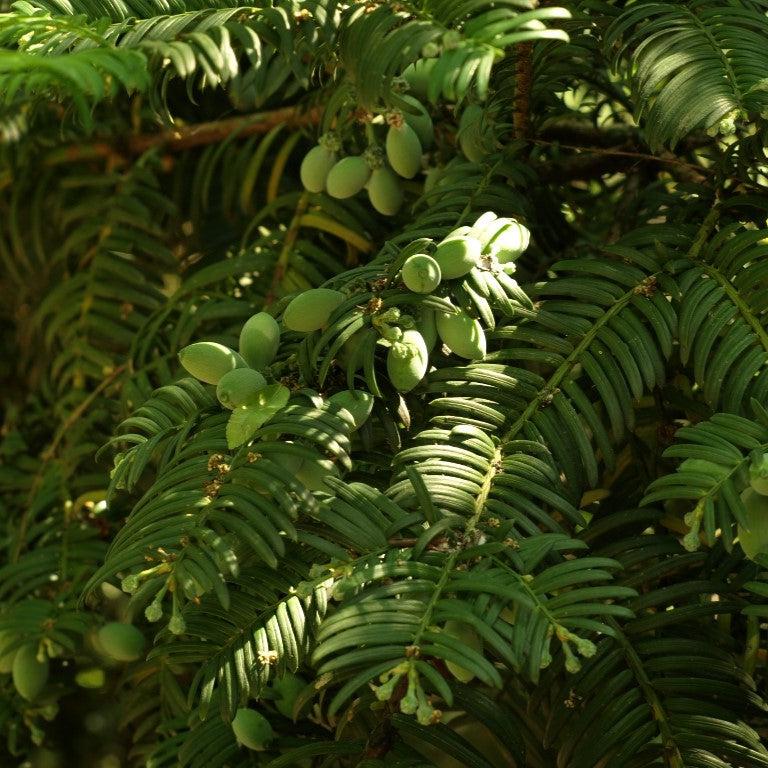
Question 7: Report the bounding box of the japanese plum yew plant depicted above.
[3,1,768,766]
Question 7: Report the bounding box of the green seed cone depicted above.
[386,329,429,392]
[272,673,308,719]
[749,453,768,495]
[97,622,145,663]
[386,123,422,179]
[326,156,371,199]
[232,708,274,751]
[216,368,267,410]
[402,254,441,294]
[739,487,768,559]
[401,94,434,149]
[443,620,483,683]
[328,390,374,430]
[436,308,486,359]
[432,235,482,279]
[402,58,437,101]
[367,168,404,216]
[239,312,280,370]
[178,342,247,385]
[12,644,49,701]
[284,288,346,333]
[0,631,17,674]
[300,145,337,193]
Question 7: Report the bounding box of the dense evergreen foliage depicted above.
[2,1,768,765]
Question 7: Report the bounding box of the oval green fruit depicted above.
[402,254,441,294]
[443,620,483,683]
[386,329,429,393]
[326,156,371,199]
[272,672,307,719]
[300,145,337,193]
[328,390,374,430]
[284,288,346,333]
[75,667,105,689]
[216,368,267,410]
[0,631,17,674]
[739,487,768,560]
[239,312,280,371]
[367,167,404,216]
[97,622,145,663]
[12,644,49,701]
[486,219,530,265]
[418,307,438,353]
[459,105,494,162]
[386,123,422,179]
[178,342,247,385]
[749,453,768,496]
[232,707,274,751]
[432,235,482,279]
[401,95,434,149]
[436,308,486,359]
[296,457,340,492]
[423,166,444,194]
[402,58,437,101]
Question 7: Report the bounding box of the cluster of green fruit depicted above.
[282,212,530,394]
[300,92,433,216]
[0,622,143,702]
[179,311,281,409]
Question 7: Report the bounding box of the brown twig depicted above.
[42,105,323,167]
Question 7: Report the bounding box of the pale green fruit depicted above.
[739,487,768,560]
[401,94,434,149]
[284,288,346,333]
[239,312,280,370]
[296,457,340,492]
[328,390,374,430]
[749,453,768,496]
[97,622,145,662]
[402,58,437,101]
[436,308,486,359]
[459,105,494,162]
[12,644,49,701]
[300,145,337,193]
[232,708,274,751]
[272,672,307,719]
[386,123,422,179]
[216,368,267,410]
[367,167,404,216]
[178,342,247,385]
[326,156,371,199]
[401,254,441,294]
[443,620,483,683]
[432,234,482,279]
[0,631,17,674]
[386,329,429,392]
